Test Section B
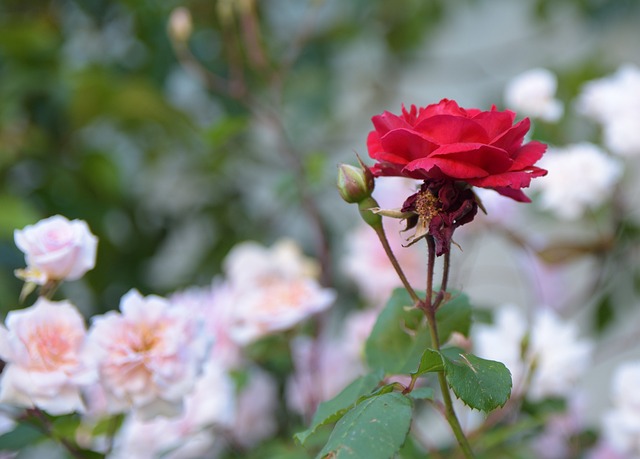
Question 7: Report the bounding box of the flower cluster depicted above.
[1,217,336,457]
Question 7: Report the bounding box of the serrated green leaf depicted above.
[365,288,472,375]
[0,422,45,450]
[412,348,444,377]
[317,392,412,459]
[442,348,512,412]
[295,370,384,445]
[408,387,434,401]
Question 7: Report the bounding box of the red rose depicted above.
[367,99,547,202]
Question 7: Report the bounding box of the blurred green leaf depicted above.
[365,288,473,375]
[0,422,45,451]
[316,392,412,459]
[365,288,428,375]
[0,194,40,239]
[295,370,384,446]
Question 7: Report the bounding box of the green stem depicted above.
[425,237,475,459]
[374,225,422,305]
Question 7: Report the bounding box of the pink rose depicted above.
[14,215,98,284]
[367,99,547,202]
[0,298,96,415]
[86,289,208,420]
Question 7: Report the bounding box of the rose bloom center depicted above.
[25,325,78,371]
[41,225,74,252]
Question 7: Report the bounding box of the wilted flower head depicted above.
[86,289,208,419]
[223,240,335,345]
[504,68,564,122]
[533,143,623,220]
[0,298,96,415]
[14,215,98,285]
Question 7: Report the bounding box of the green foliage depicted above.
[295,370,385,446]
[441,348,512,413]
[0,422,45,451]
[316,392,412,459]
[365,288,472,375]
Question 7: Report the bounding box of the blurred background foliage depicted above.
[1,0,639,319]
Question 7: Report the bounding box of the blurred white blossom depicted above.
[602,361,640,458]
[504,68,564,122]
[474,306,593,401]
[533,143,623,220]
[577,64,640,156]
[0,298,96,415]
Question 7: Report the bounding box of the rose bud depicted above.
[337,162,374,204]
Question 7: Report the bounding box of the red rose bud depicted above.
[337,163,375,204]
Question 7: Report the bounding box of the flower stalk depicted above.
[424,236,475,459]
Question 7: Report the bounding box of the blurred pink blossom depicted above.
[14,215,98,285]
[222,240,335,345]
[286,309,376,419]
[109,361,235,459]
[0,298,96,415]
[230,367,279,449]
[86,289,208,419]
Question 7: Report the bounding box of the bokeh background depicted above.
[2,0,639,309]
[2,0,640,444]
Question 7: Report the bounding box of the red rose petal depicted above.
[491,117,530,151]
[415,115,490,145]
[379,128,439,161]
[429,143,513,174]
[510,141,548,171]
[371,111,413,135]
[471,110,516,140]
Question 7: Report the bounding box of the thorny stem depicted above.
[424,236,476,459]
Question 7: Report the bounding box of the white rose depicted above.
[14,215,98,284]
